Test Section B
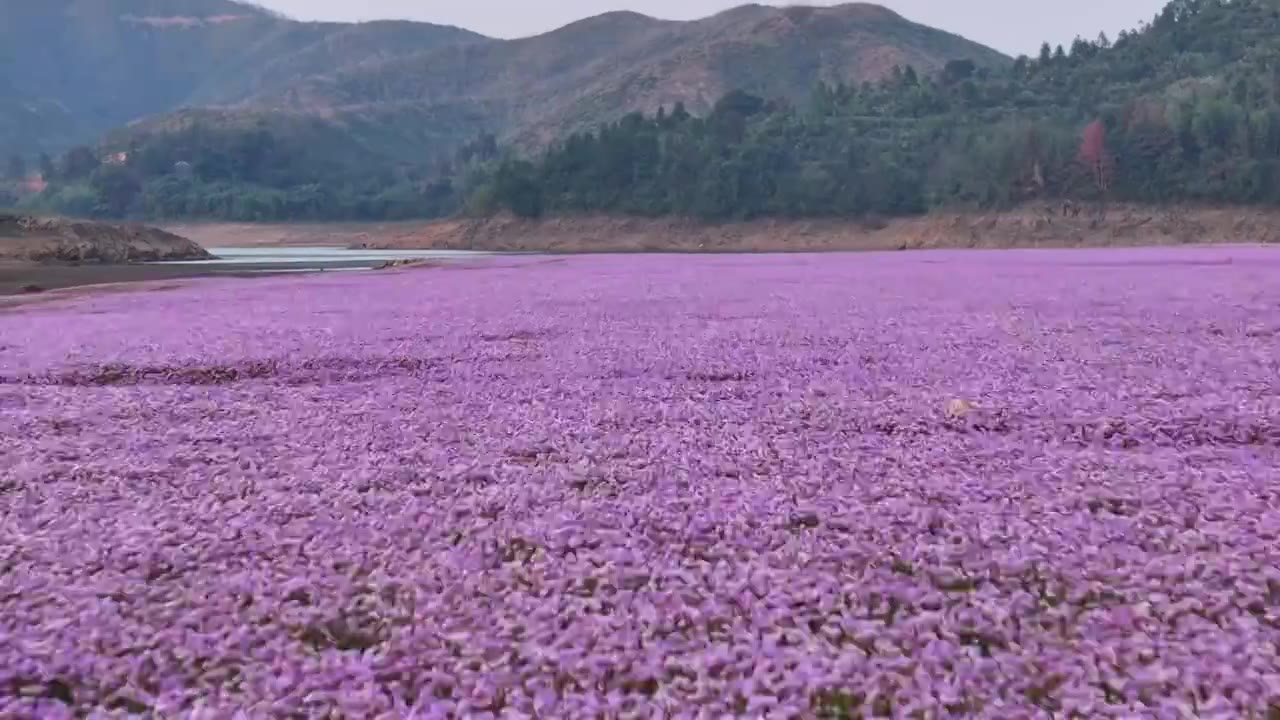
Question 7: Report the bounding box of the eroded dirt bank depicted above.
[0,214,212,264]
[170,205,1276,254]
[350,205,1280,253]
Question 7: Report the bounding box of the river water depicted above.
[158,246,495,271]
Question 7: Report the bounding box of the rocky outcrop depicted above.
[0,214,212,264]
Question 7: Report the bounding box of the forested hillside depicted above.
[4,1,1006,221]
[484,0,1280,220]
[12,0,1280,223]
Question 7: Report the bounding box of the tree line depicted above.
[11,124,498,221]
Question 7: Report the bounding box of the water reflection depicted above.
[157,246,495,270]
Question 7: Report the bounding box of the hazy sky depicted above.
[252,1,1169,56]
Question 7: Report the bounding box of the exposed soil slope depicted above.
[0,214,212,264]
[297,206,1280,253]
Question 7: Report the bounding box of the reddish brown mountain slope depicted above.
[260,3,1007,147]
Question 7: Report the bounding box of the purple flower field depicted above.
[2,248,1279,718]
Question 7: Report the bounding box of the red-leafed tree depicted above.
[1079,119,1113,195]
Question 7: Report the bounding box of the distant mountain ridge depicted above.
[0,0,489,157]
[259,2,1008,148]
[0,0,1006,159]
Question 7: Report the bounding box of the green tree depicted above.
[61,146,100,181]
[89,164,143,217]
[493,160,543,218]
[943,59,977,85]
[38,153,55,181]
[5,154,26,180]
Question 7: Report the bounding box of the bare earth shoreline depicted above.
[167,205,1280,254]
[4,205,1279,298]
[0,261,319,300]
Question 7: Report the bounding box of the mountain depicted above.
[17,0,1280,228]
[0,1,1005,159]
[233,3,1009,148]
[259,4,994,140]
[0,0,488,157]
[4,1,1011,221]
